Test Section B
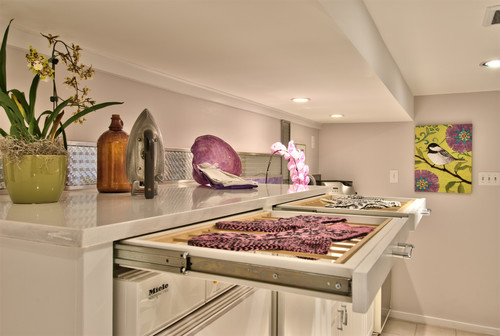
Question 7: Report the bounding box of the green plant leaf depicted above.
[48,112,64,141]
[0,91,30,138]
[54,101,123,138]
[0,19,14,94]
[61,127,68,149]
[28,74,40,118]
[41,98,71,138]
[9,124,20,138]
[9,89,30,121]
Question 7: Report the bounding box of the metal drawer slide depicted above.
[114,243,351,296]
[115,244,189,273]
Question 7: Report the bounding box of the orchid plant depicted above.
[270,141,310,188]
[0,19,122,160]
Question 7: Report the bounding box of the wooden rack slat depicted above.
[146,212,388,264]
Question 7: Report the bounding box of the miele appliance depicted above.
[113,195,427,335]
[113,266,233,336]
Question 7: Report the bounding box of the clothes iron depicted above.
[125,109,165,199]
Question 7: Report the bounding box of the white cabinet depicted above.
[195,288,272,336]
[278,292,374,336]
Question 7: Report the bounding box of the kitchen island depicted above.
[0,183,329,336]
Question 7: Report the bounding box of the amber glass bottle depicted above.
[97,114,131,192]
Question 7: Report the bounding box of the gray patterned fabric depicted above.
[324,195,401,210]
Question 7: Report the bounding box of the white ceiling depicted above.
[0,0,499,126]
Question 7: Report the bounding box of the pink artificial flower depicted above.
[302,165,309,176]
[270,140,311,187]
[270,142,287,153]
[288,141,297,153]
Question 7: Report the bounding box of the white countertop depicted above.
[0,183,328,248]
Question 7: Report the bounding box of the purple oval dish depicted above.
[191,135,242,185]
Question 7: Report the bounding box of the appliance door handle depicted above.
[392,243,414,259]
[337,304,348,330]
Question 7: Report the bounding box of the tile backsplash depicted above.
[0,142,282,190]
[66,142,98,187]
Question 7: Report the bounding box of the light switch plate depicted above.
[478,172,500,185]
[389,170,399,184]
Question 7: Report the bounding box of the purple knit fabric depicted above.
[188,222,374,255]
[215,215,347,232]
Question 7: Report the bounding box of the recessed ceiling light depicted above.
[481,59,500,68]
[330,114,344,118]
[291,97,310,103]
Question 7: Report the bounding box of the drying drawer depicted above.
[275,195,429,230]
[114,210,410,313]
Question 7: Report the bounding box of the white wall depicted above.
[320,91,500,333]
[1,46,320,173]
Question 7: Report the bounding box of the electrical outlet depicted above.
[390,170,399,184]
[478,172,500,186]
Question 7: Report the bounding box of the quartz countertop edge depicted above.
[0,184,329,248]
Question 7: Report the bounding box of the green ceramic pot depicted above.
[3,155,67,204]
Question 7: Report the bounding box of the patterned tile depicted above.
[0,145,282,189]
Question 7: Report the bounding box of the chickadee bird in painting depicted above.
[426,143,465,166]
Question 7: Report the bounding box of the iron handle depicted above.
[392,243,414,259]
[143,129,155,199]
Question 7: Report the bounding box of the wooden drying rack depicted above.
[286,195,414,212]
[146,211,390,264]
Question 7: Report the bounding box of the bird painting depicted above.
[426,143,466,166]
[415,124,472,194]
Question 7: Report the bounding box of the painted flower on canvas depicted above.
[415,170,439,192]
[445,124,472,153]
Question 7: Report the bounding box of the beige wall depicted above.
[320,91,500,332]
[1,46,320,173]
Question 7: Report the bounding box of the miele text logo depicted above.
[148,283,169,298]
